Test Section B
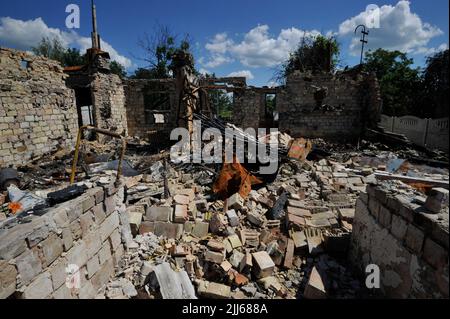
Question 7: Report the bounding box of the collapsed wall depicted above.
[91,72,127,135]
[0,48,78,168]
[124,79,177,141]
[0,184,132,299]
[277,70,381,140]
[349,183,449,298]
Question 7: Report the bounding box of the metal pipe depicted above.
[70,125,128,186]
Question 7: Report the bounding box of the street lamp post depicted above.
[355,25,369,65]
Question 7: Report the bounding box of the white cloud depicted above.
[414,43,448,56]
[199,68,211,75]
[0,17,133,69]
[227,70,254,80]
[339,1,444,55]
[202,25,321,68]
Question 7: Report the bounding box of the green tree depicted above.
[32,37,66,64]
[135,24,193,79]
[32,37,87,67]
[63,48,87,67]
[276,35,340,81]
[422,49,449,118]
[363,49,422,117]
[109,61,127,78]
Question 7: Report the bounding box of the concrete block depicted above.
[252,251,275,279]
[86,255,101,279]
[207,240,225,252]
[146,206,172,222]
[78,281,97,299]
[378,206,392,229]
[70,220,82,241]
[66,242,88,269]
[91,259,114,291]
[405,224,425,254]
[92,203,106,225]
[391,214,408,241]
[139,221,155,235]
[425,188,449,213]
[204,250,225,264]
[247,211,264,227]
[99,212,120,242]
[129,211,143,236]
[226,209,239,227]
[98,244,112,265]
[174,205,188,223]
[108,229,122,251]
[228,234,243,249]
[283,239,295,269]
[338,208,355,223]
[304,267,326,299]
[174,194,190,205]
[15,249,42,286]
[228,193,244,211]
[49,258,68,290]
[197,280,231,299]
[287,206,311,218]
[209,213,226,234]
[153,222,184,239]
[423,238,448,269]
[40,233,64,267]
[0,260,17,299]
[53,285,76,299]
[84,231,102,259]
[230,250,245,269]
[21,272,53,299]
[0,226,30,260]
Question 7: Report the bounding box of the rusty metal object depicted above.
[288,138,313,162]
[213,156,263,199]
[70,125,127,186]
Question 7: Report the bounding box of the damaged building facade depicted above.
[0,4,448,301]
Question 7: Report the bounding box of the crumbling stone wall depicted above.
[0,184,132,299]
[0,48,78,168]
[349,184,449,298]
[124,79,177,141]
[233,89,263,129]
[277,71,381,140]
[91,73,127,135]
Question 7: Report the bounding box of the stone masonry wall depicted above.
[124,79,177,141]
[233,89,263,130]
[349,184,449,298]
[0,48,78,168]
[91,73,127,135]
[277,71,377,140]
[0,184,132,299]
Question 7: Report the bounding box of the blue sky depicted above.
[0,0,448,86]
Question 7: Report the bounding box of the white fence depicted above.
[379,115,449,153]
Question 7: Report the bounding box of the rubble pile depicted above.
[1,137,448,300]
[96,156,382,300]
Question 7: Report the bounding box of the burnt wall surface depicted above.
[91,73,127,135]
[0,48,78,168]
[124,79,177,142]
[277,71,381,140]
[233,89,263,130]
[350,184,449,298]
[0,184,132,299]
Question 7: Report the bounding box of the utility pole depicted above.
[91,0,101,49]
[355,24,369,65]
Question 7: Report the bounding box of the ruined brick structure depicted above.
[350,184,449,298]
[0,183,132,299]
[0,48,78,168]
[124,79,177,141]
[277,69,382,140]
[65,51,127,138]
